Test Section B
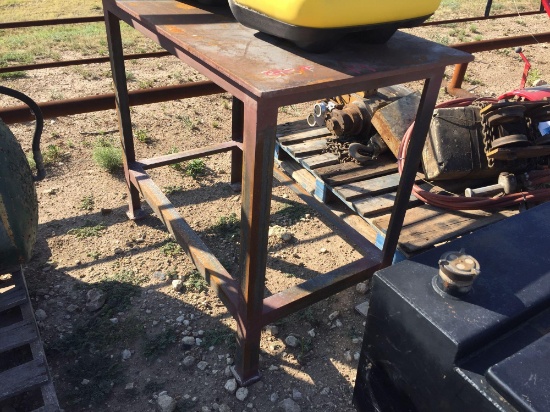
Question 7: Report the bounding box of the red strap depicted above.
[543,0,550,17]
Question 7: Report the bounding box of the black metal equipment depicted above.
[353,202,550,412]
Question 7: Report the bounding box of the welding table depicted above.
[102,0,473,385]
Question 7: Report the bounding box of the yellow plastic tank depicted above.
[228,0,442,51]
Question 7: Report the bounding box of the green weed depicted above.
[0,70,26,79]
[87,251,101,260]
[184,158,206,179]
[143,328,178,360]
[138,79,154,89]
[27,154,36,169]
[184,269,208,292]
[274,203,309,223]
[527,68,542,86]
[43,144,65,165]
[208,213,240,238]
[177,114,199,131]
[464,74,485,86]
[80,195,94,211]
[202,327,236,348]
[163,185,182,195]
[68,223,106,238]
[160,241,182,256]
[92,139,122,173]
[135,129,151,144]
[167,147,184,171]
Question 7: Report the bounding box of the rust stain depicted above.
[166,24,186,34]
[262,65,314,78]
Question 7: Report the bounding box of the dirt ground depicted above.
[1,9,549,412]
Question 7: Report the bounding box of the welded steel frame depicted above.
[102,0,471,385]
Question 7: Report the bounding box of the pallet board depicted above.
[276,124,520,257]
[0,270,59,410]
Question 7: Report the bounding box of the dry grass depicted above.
[433,0,543,19]
[0,0,102,23]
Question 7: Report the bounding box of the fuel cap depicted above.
[435,248,480,297]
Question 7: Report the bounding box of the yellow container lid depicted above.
[232,0,441,29]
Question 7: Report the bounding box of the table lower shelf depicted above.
[129,150,383,327]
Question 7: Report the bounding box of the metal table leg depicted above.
[231,97,244,190]
[381,70,445,266]
[233,99,279,385]
[104,11,144,220]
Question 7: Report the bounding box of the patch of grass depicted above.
[92,139,123,173]
[48,279,144,406]
[464,74,485,86]
[297,336,314,363]
[110,269,149,287]
[184,269,208,292]
[212,120,220,128]
[163,185,182,195]
[68,222,106,238]
[184,158,206,179]
[516,19,528,27]
[527,68,542,86]
[0,70,26,79]
[160,241,182,256]
[27,154,36,170]
[274,203,309,223]
[125,71,136,81]
[279,105,298,115]
[143,328,178,360]
[43,144,65,164]
[202,327,236,348]
[80,195,94,211]
[177,114,197,130]
[469,24,479,34]
[138,79,154,89]
[208,212,240,238]
[63,353,124,408]
[432,34,450,45]
[135,129,151,144]
[167,147,184,171]
[87,251,101,260]
[297,307,320,326]
[74,67,102,80]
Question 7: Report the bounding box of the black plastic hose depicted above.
[0,85,45,181]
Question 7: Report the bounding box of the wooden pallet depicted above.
[0,268,59,412]
[275,124,518,260]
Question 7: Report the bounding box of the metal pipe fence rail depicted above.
[0,4,548,124]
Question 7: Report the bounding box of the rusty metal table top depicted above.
[105,0,473,101]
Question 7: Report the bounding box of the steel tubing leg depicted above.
[232,100,278,386]
[381,71,444,267]
[104,9,144,220]
[231,96,244,190]
[447,63,474,98]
